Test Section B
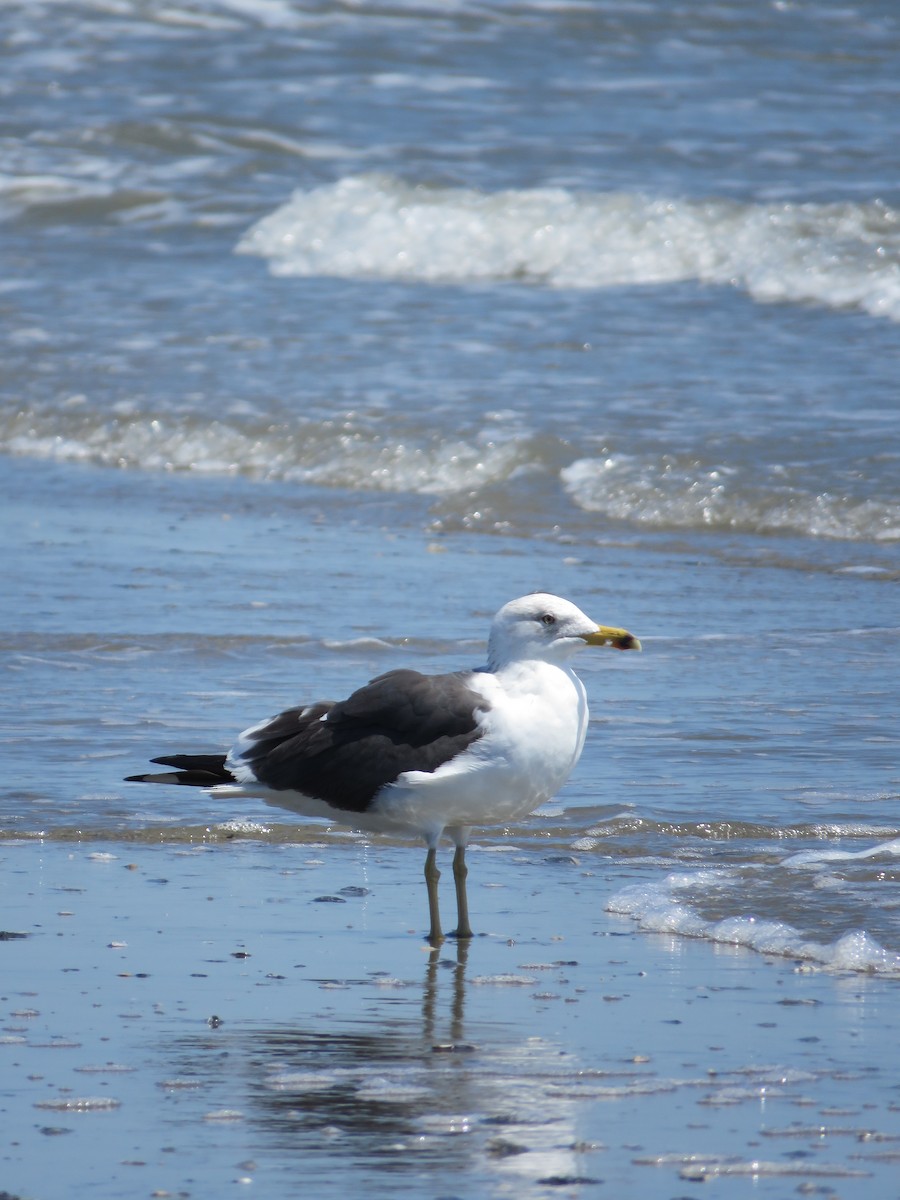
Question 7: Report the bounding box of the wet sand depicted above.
[3,835,899,1200]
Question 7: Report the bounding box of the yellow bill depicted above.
[580,625,642,652]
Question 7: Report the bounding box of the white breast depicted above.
[371,660,589,838]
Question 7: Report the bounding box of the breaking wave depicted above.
[238,174,900,322]
[0,409,536,497]
[3,409,898,544]
[608,863,900,977]
[561,454,900,542]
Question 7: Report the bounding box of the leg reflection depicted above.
[422,935,470,1048]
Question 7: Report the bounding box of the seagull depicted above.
[126,593,640,943]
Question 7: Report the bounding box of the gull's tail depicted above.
[126,754,235,788]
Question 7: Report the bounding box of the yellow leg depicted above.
[450,844,474,940]
[424,847,444,945]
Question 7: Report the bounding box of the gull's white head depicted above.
[486,592,641,670]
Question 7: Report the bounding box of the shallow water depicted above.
[4,454,898,975]
[2,1,900,1195]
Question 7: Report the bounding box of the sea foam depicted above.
[0,410,531,496]
[238,174,900,322]
[4,407,897,544]
[560,454,900,542]
[607,868,900,976]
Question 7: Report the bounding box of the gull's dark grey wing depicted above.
[233,669,489,813]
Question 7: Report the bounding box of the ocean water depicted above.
[3,0,900,985]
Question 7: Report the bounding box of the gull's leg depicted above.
[424,846,443,945]
[449,827,473,940]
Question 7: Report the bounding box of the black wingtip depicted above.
[125,753,235,787]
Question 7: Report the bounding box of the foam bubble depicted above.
[34,1096,122,1112]
[264,1070,354,1092]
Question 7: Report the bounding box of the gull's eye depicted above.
[539,613,557,627]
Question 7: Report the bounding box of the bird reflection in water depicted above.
[159,942,589,1189]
